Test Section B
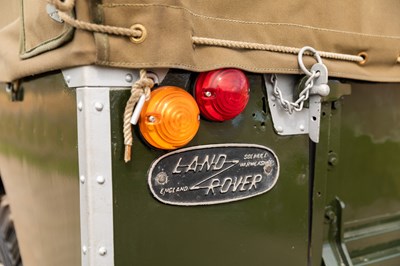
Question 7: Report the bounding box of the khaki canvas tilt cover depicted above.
[0,0,400,82]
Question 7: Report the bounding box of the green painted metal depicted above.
[310,100,332,266]
[322,82,400,265]
[0,74,80,266]
[111,74,311,266]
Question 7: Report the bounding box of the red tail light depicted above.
[195,69,250,121]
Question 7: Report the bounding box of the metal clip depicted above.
[46,4,63,23]
[130,94,145,125]
[308,63,329,142]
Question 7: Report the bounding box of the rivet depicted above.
[129,24,147,44]
[80,175,86,184]
[94,102,104,111]
[299,124,305,131]
[77,102,83,111]
[125,74,133,83]
[65,75,71,84]
[82,246,87,255]
[148,115,156,123]
[98,247,107,256]
[328,152,339,166]
[270,95,276,101]
[275,126,283,133]
[96,176,105,184]
[329,157,338,166]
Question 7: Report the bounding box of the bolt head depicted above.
[80,175,85,184]
[82,246,88,255]
[77,102,83,111]
[299,124,305,131]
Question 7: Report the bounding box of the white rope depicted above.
[192,36,364,63]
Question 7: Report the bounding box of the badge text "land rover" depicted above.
[148,144,279,206]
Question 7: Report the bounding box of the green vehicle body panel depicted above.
[111,74,310,266]
[0,72,399,265]
[0,74,80,266]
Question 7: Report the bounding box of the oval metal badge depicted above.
[148,144,279,206]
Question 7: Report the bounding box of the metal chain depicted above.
[271,46,323,114]
[271,71,320,114]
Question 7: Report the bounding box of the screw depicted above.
[156,172,168,185]
[94,102,104,111]
[80,175,86,184]
[82,246,88,255]
[77,102,83,111]
[125,74,133,83]
[96,176,105,185]
[148,116,156,123]
[158,175,166,183]
[98,247,107,256]
[275,126,284,133]
[204,91,212,97]
[264,165,272,174]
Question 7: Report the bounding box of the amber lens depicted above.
[139,86,200,150]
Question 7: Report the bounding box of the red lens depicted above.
[195,69,250,121]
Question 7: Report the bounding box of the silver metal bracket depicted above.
[62,66,169,266]
[62,66,168,88]
[264,64,329,143]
